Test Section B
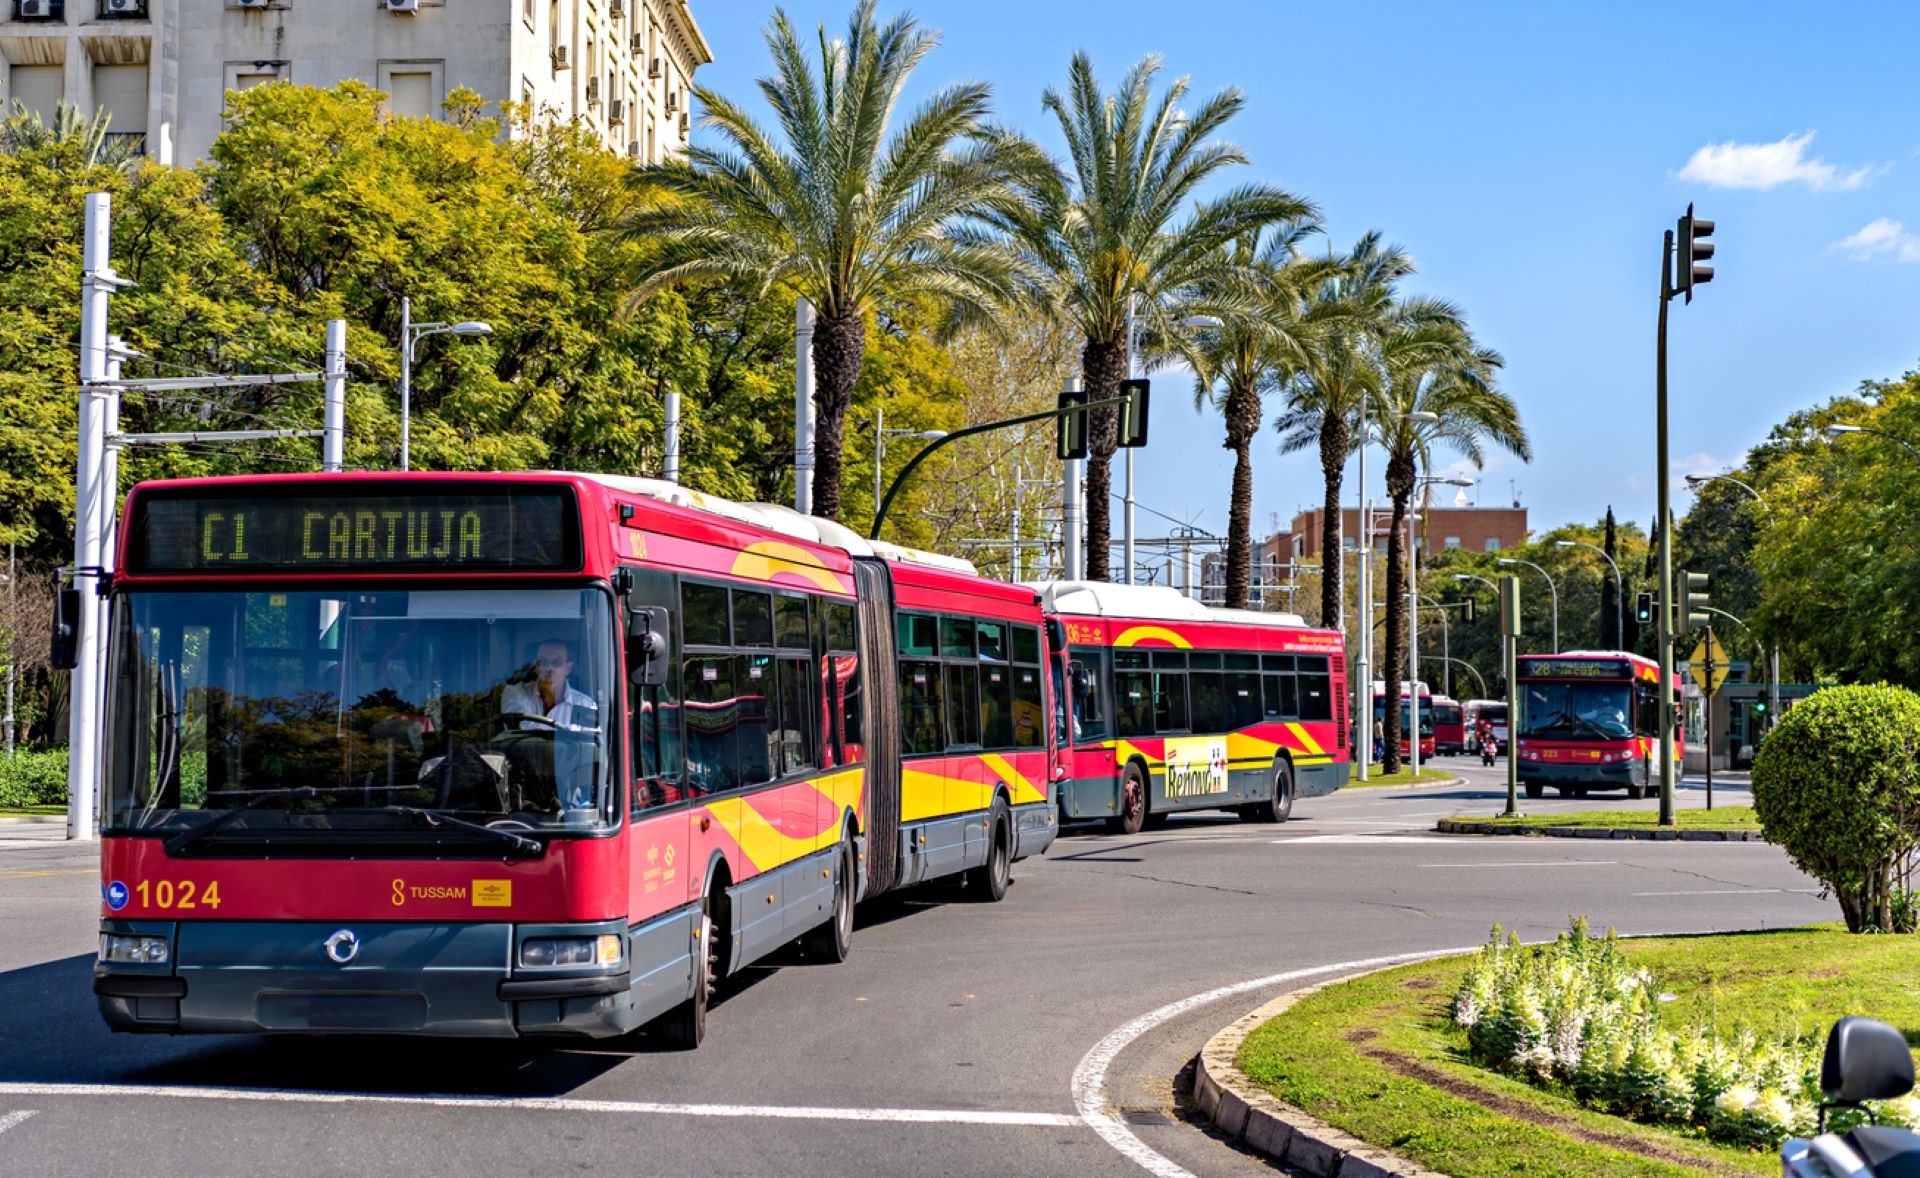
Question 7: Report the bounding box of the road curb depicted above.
[1190,974,1447,1178]
[0,814,65,826]
[1343,774,1467,792]
[1433,817,1762,842]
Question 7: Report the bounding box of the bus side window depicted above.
[775,655,813,777]
[1114,649,1152,737]
[683,652,736,795]
[827,600,863,763]
[1297,656,1333,721]
[738,652,774,786]
[1152,651,1188,733]
[1068,647,1110,741]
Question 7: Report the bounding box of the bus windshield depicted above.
[1519,682,1633,741]
[106,587,614,837]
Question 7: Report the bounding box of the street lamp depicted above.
[1824,422,1920,466]
[1497,557,1558,653]
[1125,302,1224,583]
[1555,539,1623,652]
[399,295,492,470]
[870,406,948,508]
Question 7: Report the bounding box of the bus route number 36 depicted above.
[133,879,222,910]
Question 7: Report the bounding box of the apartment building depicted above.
[1288,504,1531,562]
[0,0,709,166]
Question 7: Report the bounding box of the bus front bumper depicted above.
[1516,758,1641,786]
[94,914,692,1039]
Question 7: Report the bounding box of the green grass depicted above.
[1347,763,1457,787]
[1235,927,1920,1178]
[1462,805,1759,831]
[0,805,63,818]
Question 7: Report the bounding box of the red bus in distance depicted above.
[1513,650,1684,800]
[94,473,1058,1046]
[1033,582,1348,835]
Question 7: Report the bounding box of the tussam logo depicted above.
[390,879,470,906]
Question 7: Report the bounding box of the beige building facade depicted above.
[0,0,709,167]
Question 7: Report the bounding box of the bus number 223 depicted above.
[135,880,222,910]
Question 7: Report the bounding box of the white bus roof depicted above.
[581,474,981,577]
[1026,580,1307,628]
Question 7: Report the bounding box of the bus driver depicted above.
[503,638,597,732]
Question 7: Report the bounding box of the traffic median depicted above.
[1436,806,1761,840]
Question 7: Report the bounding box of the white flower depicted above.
[1716,1086,1758,1116]
[1751,1090,1795,1129]
[1656,992,1677,1003]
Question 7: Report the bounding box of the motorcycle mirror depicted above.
[1823,1016,1916,1105]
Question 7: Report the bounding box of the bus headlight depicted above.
[521,935,622,968]
[100,933,169,964]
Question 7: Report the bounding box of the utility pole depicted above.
[1354,450,1371,781]
[1408,512,1420,779]
[663,388,682,484]
[1062,376,1083,580]
[1123,296,1138,584]
[323,318,346,472]
[1499,574,1522,818]
[4,542,14,756]
[795,297,815,515]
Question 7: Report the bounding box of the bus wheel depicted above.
[659,897,714,1049]
[964,799,1012,902]
[1241,760,1295,823]
[1108,767,1147,836]
[801,838,855,962]
[1627,784,1646,800]
[1524,782,1544,800]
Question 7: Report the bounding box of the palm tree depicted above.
[621,1,1037,523]
[1373,319,1528,772]
[1001,53,1311,581]
[0,101,143,170]
[1271,234,1416,628]
[1183,222,1331,608]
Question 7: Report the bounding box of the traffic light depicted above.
[1117,378,1151,448]
[1682,571,1711,629]
[1635,591,1653,626]
[1676,203,1715,304]
[1057,389,1088,461]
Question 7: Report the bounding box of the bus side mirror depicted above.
[627,605,668,688]
[51,586,81,670]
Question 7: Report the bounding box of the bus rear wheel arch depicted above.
[1108,762,1148,836]
[1239,757,1294,823]
[964,794,1013,902]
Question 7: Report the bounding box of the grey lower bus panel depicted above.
[1295,761,1346,798]
[1012,800,1056,860]
[892,809,990,889]
[725,843,842,972]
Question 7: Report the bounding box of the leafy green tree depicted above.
[0,100,144,171]
[1373,319,1526,772]
[1001,52,1310,580]
[621,1,1036,523]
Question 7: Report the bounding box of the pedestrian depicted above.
[1477,717,1496,766]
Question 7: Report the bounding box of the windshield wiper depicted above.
[383,806,546,858]
[164,786,327,855]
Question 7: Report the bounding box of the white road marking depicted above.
[0,1084,1079,1128]
[1417,860,1619,868]
[1276,834,1465,845]
[1071,947,1475,1178]
[1634,888,1800,897]
[0,1110,38,1135]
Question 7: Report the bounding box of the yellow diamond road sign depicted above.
[1689,632,1731,695]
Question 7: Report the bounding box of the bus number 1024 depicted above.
[135,879,222,910]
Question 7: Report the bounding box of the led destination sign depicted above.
[1515,657,1633,681]
[130,487,580,573]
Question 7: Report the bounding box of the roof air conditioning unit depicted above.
[17,0,53,17]
[385,0,420,11]
[607,98,623,124]
[104,0,146,15]
[235,0,270,8]
[550,44,569,70]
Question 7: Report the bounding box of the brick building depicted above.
[1288,505,1529,563]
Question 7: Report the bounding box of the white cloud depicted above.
[1832,217,1920,263]
[1677,132,1872,192]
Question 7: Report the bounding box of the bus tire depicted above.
[1241,760,1295,823]
[800,838,855,963]
[964,799,1012,902]
[1627,784,1646,800]
[1524,782,1544,800]
[658,897,714,1050]
[1108,765,1147,836]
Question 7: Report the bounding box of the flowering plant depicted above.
[1450,920,1883,1150]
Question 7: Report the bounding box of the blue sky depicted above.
[694,1,1920,541]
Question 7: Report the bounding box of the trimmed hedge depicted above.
[0,747,67,809]
[1751,684,1920,932]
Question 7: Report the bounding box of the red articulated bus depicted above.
[1514,650,1683,800]
[93,473,1058,1046]
[1032,582,1348,834]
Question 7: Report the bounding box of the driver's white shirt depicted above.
[501,681,598,732]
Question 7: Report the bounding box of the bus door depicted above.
[1065,646,1115,816]
[622,568,695,929]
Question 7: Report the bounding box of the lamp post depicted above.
[1555,539,1622,651]
[870,406,948,510]
[1683,472,1782,727]
[1404,455,1468,779]
[1497,557,1558,653]
[399,295,491,471]
[1825,422,1920,466]
[1124,301,1223,583]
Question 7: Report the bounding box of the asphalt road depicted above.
[0,759,1824,1176]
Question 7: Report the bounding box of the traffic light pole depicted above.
[1656,229,1677,827]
